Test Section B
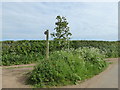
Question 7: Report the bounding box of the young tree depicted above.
[51,16,72,49]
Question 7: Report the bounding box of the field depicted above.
[1,40,119,87]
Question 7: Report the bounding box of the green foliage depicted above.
[70,40,120,58]
[27,47,108,87]
[2,40,119,66]
[2,40,46,66]
[51,16,72,40]
[51,16,72,50]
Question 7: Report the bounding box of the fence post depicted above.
[44,30,49,60]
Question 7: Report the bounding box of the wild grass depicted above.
[27,47,108,88]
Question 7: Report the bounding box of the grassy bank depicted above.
[27,47,108,88]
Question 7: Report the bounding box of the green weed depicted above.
[27,47,108,87]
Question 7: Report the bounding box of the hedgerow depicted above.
[1,40,119,66]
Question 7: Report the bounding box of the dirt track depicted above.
[1,58,119,88]
[2,68,32,88]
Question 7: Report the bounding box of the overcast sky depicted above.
[2,2,118,41]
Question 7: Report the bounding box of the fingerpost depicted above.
[44,30,49,60]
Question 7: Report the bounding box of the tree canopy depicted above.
[51,16,72,41]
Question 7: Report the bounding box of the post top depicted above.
[44,30,49,35]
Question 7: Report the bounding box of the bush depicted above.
[70,41,119,58]
[27,47,108,87]
[2,40,45,66]
[2,53,44,66]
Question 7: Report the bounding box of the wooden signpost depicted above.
[44,30,49,60]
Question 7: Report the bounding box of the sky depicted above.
[1,2,118,41]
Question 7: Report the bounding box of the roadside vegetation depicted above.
[27,47,108,87]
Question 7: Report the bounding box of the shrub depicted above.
[27,47,108,87]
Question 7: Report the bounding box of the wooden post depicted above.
[44,30,49,60]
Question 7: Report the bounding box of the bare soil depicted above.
[2,68,33,88]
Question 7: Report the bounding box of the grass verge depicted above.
[27,47,108,88]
